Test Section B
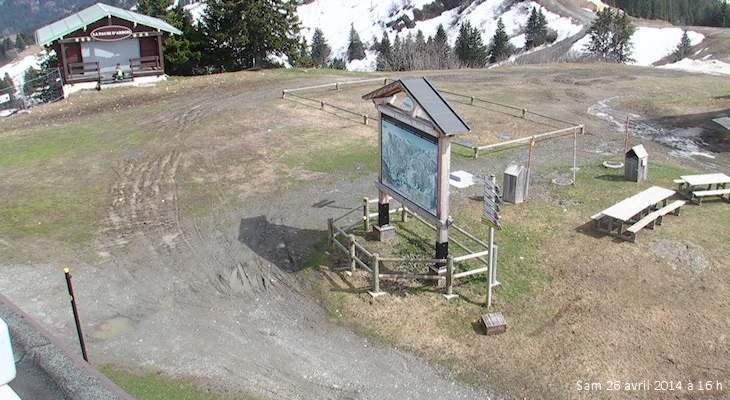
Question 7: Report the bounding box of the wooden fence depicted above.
[327,197,497,297]
[440,90,585,157]
[282,77,388,126]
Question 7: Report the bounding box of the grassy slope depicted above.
[1,65,728,398]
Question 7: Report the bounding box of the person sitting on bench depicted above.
[113,63,124,82]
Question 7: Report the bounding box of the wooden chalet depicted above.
[35,3,182,86]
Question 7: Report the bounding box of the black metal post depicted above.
[378,202,390,226]
[64,268,88,362]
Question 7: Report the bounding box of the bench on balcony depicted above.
[129,56,162,78]
[66,62,101,84]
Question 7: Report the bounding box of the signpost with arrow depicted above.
[482,175,501,308]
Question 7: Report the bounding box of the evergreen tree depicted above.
[585,8,635,63]
[0,73,19,110]
[23,66,40,96]
[376,33,392,71]
[524,7,548,50]
[488,18,514,64]
[288,37,311,68]
[610,10,635,63]
[163,6,205,75]
[347,24,366,61]
[14,34,26,50]
[135,0,172,18]
[671,29,692,62]
[455,21,487,68]
[310,28,331,68]
[202,0,300,71]
[432,24,457,69]
[1,37,13,61]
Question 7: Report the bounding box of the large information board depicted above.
[380,114,439,218]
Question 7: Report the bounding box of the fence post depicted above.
[445,255,454,296]
[336,82,340,90]
[320,101,325,110]
[349,234,356,273]
[521,108,527,118]
[363,197,371,232]
[401,206,408,222]
[470,96,474,105]
[363,114,368,125]
[372,253,380,293]
[327,218,334,248]
[282,90,287,99]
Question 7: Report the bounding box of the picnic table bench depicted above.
[591,186,685,243]
[676,173,730,205]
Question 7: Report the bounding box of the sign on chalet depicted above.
[35,3,182,87]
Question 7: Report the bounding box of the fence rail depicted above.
[282,78,388,126]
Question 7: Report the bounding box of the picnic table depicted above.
[591,186,685,243]
[675,173,730,204]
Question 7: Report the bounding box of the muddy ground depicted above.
[0,64,728,399]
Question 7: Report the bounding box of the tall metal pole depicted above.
[624,116,630,153]
[487,225,494,309]
[573,127,578,185]
[64,268,88,362]
[486,175,497,309]
[525,136,535,201]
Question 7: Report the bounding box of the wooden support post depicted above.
[320,101,325,110]
[282,90,287,99]
[470,96,474,105]
[363,114,368,125]
[372,253,380,293]
[327,218,334,248]
[401,206,408,222]
[363,197,371,232]
[349,234,356,273]
[522,109,527,118]
[336,82,340,90]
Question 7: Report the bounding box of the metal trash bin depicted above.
[625,144,648,182]
[503,164,528,204]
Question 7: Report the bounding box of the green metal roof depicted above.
[35,2,182,47]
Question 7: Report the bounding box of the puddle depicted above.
[93,316,132,340]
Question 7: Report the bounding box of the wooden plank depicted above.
[693,188,730,197]
[590,212,604,220]
[601,186,675,221]
[657,200,686,216]
[680,173,730,186]
[626,211,662,233]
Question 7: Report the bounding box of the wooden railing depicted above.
[66,62,100,84]
[129,56,161,78]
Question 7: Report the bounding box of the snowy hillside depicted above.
[2,0,729,88]
[296,0,714,72]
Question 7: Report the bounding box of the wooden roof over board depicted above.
[363,77,470,136]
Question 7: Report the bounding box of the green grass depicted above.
[99,364,258,400]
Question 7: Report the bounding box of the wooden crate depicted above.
[481,312,507,335]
